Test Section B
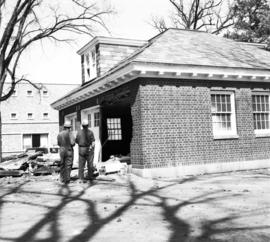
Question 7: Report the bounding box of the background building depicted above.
[2,82,78,156]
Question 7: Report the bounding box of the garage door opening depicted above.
[23,133,48,150]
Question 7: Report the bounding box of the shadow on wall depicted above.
[0,175,269,242]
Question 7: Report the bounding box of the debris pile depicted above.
[0,149,132,179]
[0,148,61,178]
[96,155,131,175]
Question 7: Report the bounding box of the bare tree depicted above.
[0,0,112,161]
[151,0,234,34]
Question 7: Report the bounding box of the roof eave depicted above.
[51,62,270,110]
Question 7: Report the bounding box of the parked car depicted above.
[25,147,49,154]
[36,147,60,165]
[25,147,48,160]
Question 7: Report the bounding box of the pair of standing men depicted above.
[57,119,95,184]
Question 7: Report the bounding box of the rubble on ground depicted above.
[0,149,60,178]
[96,155,131,175]
[0,151,131,179]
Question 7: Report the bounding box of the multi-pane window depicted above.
[43,113,49,119]
[94,112,100,127]
[85,53,90,78]
[252,94,270,132]
[10,113,17,119]
[27,113,33,119]
[87,114,92,127]
[83,49,97,82]
[65,114,77,131]
[27,90,33,96]
[91,50,97,78]
[42,90,48,96]
[74,117,78,131]
[211,92,236,137]
[70,119,73,130]
[107,118,122,140]
[69,117,78,131]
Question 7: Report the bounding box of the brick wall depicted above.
[133,78,270,169]
[59,78,270,168]
[130,83,144,167]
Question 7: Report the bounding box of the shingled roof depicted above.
[52,29,270,110]
[110,28,270,72]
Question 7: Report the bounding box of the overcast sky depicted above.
[18,0,170,85]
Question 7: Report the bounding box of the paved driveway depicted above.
[0,169,269,242]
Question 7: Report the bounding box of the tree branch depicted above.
[151,0,234,34]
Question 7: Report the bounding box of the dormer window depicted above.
[83,49,97,82]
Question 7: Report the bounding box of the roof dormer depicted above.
[78,36,147,84]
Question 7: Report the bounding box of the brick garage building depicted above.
[52,29,270,177]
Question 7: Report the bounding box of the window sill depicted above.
[213,134,239,140]
[255,133,270,138]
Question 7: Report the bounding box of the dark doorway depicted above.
[101,106,132,160]
[32,134,41,147]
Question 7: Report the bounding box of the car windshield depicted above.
[50,148,59,153]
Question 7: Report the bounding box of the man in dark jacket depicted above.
[75,119,95,182]
[57,120,75,184]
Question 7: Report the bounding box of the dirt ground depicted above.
[0,169,270,242]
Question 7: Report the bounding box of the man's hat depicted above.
[64,120,71,128]
[82,119,89,126]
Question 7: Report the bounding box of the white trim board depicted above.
[52,62,270,111]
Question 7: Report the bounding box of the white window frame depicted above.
[90,50,97,79]
[94,112,100,127]
[252,92,270,136]
[107,118,122,140]
[81,106,100,128]
[65,112,77,131]
[211,91,237,139]
[87,113,92,127]
[83,49,97,82]
[10,113,18,120]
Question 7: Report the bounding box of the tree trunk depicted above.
[0,109,2,163]
[0,64,3,163]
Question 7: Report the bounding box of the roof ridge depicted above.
[102,29,171,75]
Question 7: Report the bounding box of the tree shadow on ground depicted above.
[155,191,270,242]
[0,180,29,238]
[0,175,269,242]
